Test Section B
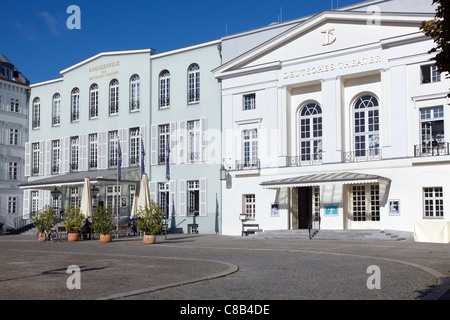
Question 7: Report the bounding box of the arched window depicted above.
[52,93,60,126]
[109,79,119,115]
[188,63,200,104]
[71,88,80,122]
[32,97,40,129]
[89,84,98,119]
[353,95,380,159]
[298,102,322,163]
[159,70,170,109]
[130,74,140,111]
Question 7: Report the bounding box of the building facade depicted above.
[0,55,29,232]
[22,49,152,221]
[215,2,450,241]
[149,41,222,234]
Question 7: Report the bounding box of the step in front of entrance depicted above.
[248,229,407,241]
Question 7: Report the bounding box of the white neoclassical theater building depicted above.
[215,0,450,242]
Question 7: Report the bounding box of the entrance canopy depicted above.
[19,168,140,190]
[261,172,390,204]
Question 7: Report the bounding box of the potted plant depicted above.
[62,206,83,242]
[33,205,57,241]
[135,200,164,244]
[92,206,115,243]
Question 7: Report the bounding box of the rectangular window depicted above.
[90,85,99,119]
[243,93,256,110]
[109,131,119,168]
[352,185,380,221]
[159,124,170,164]
[32,142,40,176]
[159,71,170,108]
[53,94,61,126]
[89,134,98,170]
[424,187,444,218]
[8,162,18,180]
[70,137,79,172]
[241,129,258,169]
[106,185,121,208]
[187,180,199,217]
[71,89,80,122]
[417,106,445,156]
[110,80,119,115]
[130,128,140,166]
[130,75,140,111]
[33,99,40,129]
[421,65,441,84]
[158,182,169,218]
[52,140,60,174]
[187,120,200,163]
[70,188,80,208]
[9,128,19,145]
[31,191,39,217]
[8,197,17,214]
[244,194,256,219]
[10,98,19,113]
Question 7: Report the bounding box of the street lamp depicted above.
[50,188,61,200]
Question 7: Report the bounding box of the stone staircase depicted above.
[248,229,411,241]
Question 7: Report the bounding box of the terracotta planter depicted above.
[100,234,112,243]
[38,232,46,242]
[143,234,156,244]
[68,232,80,242]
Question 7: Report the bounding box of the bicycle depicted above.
[37,227,58,242]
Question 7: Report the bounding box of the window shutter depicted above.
[170,122,177,164]
[24,142,30,177]
[98,131,107,170]
[151,124,157,166]
[178,179,186,216]
[64,136,70,173]
[179,120,186,163]
[200,178,207,216]
[43,190,50,207]
[38,190,44,211]
[149,181,157,203]
[58,139,62,174]
[39,141,44,176]
[121,128,129,168]
[23,190,30,219]
[169,180,176,217]
[201,118,207,162]
[45,140,51,175]
[79,134,88,172]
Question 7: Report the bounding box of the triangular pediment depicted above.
[215,11,433,77]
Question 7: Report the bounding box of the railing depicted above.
[414,142,449,157]
[235,159,260,170]
[342,149,382,162]
[287,155,322,167]
[308,215,321,239]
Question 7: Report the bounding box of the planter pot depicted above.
[143,234,156,244]
[100,234,112,243]
[68,232,80,242]
[38,232,46,242]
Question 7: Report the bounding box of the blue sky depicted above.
[2,0,362,84]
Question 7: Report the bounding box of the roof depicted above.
[260,172,390,189]
[19,168,141,190]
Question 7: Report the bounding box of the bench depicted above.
[242,223,263,236]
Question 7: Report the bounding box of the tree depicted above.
[420,0,450,75]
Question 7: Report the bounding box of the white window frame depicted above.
[32,142,40,176]
[70,136,79,172]
[243,93,256,111]
[109,131,119,168]
[421,64,441,84]
[52,139,60,174]
[298,103,323,164]
[423,187,444,218]
[90,84,99,119]
[130,128,140,167]
[8,162,18,180]
[419,106,445,155]
[159,70,170,109]
[31,191,39,217]
[8,196,17,214]
[71,88,80,122]
[10,98,19,113]
[32,98,40,129]
[130,74,140,112]
[52,93,61,126]
[187,180,200,217]
[242,129,258,168]
[353,95,380,160]
[187,120,200,163]
[106,185,121,208]
[188,63,200,104]
[243,194,256,220]
[158,124,170,165]
[158,182,169,217]
[70,188,80,208]
[110,79,119,115]
[9,128,19,146]
[89,134,98,170]
[351,184,380,222]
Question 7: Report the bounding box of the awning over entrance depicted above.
[19,168,140,190]
[260,172,390,204]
